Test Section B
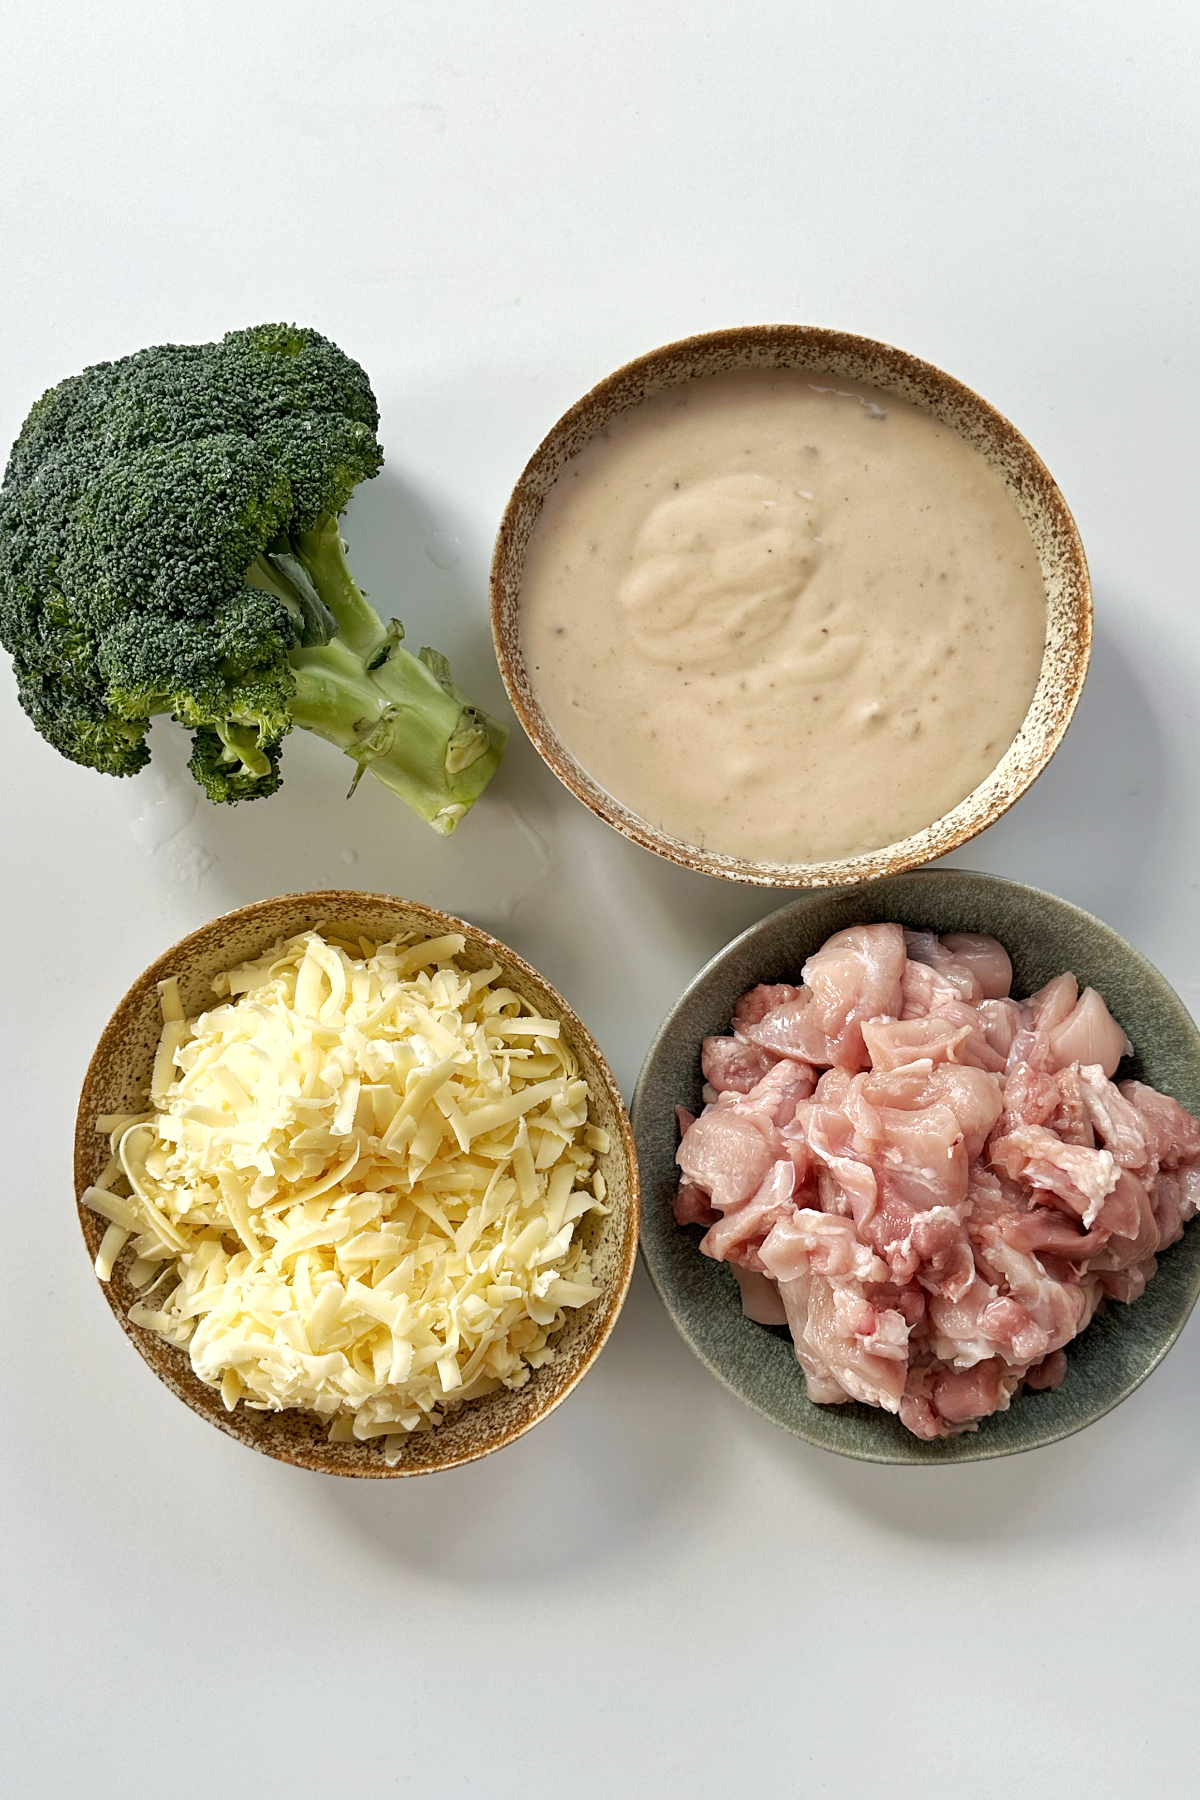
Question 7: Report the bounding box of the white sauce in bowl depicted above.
[519,370,1047,864]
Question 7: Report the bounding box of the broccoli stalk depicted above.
[245,513,502,832]
[0,323,508,829]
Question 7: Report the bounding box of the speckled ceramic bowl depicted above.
[491,324,1091,888]
[633,869,1200,1463]
[74,891,639,1478]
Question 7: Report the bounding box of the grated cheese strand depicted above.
[87,929,609,1461]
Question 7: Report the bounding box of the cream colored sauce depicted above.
[519,369,1047,863]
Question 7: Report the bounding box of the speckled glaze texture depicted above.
[633,870,1200,1463]
[74,892,639,1478]
[491,326,1092,887]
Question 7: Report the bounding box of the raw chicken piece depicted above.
[988,1124,1118,1227]
[903,930,1012,1005]
[970,1183,1097,1359]
[1085,1171,1159,1269]
[1024,1350,1068,1391]
[900,1360,1023,1439]
[977,997,1029,1060]
[1000,1207,1107,1261]
[742,923,906,1070]
[677,1109,774,1213]
[733,983,801,1030]
[1119,1082,1200,1168]
[677,1057,816,1211]
[773,1265,910,1411]
[861,1062,1003,1159]
[806,1128,879,1227]
[732,1057,820,1131]
[1028,973,1079,1033]
[897,961,1006,1071]
[1151,1165,1200,1250]
[759,1209,887,1283]
[903,929,984,1003]
[701,1034,782,1095]
[930,1362,1005,1423]
[863,1104,969,1213]
[700,1159,797,1266]
[674,1181,719,1228]
[673,920,1200,1441]
[1049,988,1131,1079]
[940,933,1014,1000]
[1076,1065,1148,1167]
[731,1265,788,1325]
[1097,1259,1157,1303]
[860,1014,974,1070]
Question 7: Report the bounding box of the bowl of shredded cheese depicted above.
[74,891,638,1475]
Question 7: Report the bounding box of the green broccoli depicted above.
[0,323,507,831]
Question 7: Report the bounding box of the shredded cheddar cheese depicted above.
[85,929,609,1462]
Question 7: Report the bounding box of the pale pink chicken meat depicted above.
[701,1034,782,1095]
[741,923,906,1071]
[1050,988,1131,1079]
[674,922,1200,1439]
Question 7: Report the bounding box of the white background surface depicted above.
[3,4,1199,1794]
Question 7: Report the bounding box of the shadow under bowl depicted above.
[74,890,640,1477]
[632,868,1200,1463]
[491,323,1091,888]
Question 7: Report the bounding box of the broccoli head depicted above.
[0,324,506,829]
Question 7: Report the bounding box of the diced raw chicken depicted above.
[1024,1349,1068,1391]
[989,1125,1118,1227]
[1027,972,1079,1033]
[676,1109,774,1212]
[760,1209,888,1283]
[1076,1065,1147,1167]
[776,1267,909,1411]
[977,997,1029,1060]
[673,920,1200,1441]
[860,1014,974,1069]
[674,1180,719,1227]
[903,929,984,1003]
[1119,1082,1200,1169]
[940,933,1014,1000]
[897,961,1006,1071]
[903,930,1013,1006]
[1089,1171,1160,1269]
[732,1057,820,1130]
[900,1360,1023,1439]
[861,1063,1003,1159]
[700,1159,796,1266]
[731,1265,789,1325]
[742,923,906,1070]
[1096,1258,1157,1303]
[1048,988,1131,1079]
[1152,1165,1200,1249]
[701,1034,781,1095]
[733,983,802,1030]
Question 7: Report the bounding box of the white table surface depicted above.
[4,6,1200,1795]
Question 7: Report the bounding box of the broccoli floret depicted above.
[0,323,506,831]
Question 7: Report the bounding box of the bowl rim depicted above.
[73,888,641,1478]
[490,322,1093,888]
[631,867,1200,1464]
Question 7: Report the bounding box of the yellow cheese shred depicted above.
[87,929,608,1462]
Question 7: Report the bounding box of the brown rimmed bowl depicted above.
[73,890,640,1477]
[491,324,1092,887]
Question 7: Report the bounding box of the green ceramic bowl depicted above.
[633,869,1200,1463]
